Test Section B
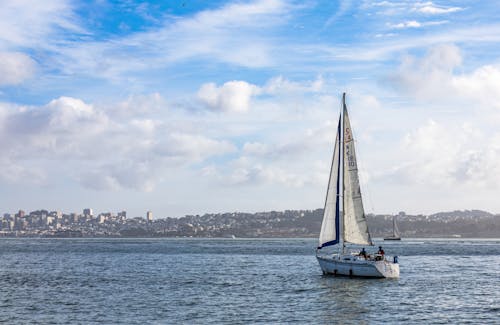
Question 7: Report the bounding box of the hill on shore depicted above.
[144,209,500,238]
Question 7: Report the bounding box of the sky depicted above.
[1,0,500,218]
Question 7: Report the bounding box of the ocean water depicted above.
[0,238,499,324]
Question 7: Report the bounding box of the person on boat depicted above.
[359,247,367,259]
[378,246,385,255]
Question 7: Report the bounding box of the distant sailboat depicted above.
[384,215,401,241]
[316,93,399,278]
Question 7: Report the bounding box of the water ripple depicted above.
[0,238,498,324]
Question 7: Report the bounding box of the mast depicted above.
[342,92,346,254]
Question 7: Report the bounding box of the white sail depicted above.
[393,216,400,237]
[318,116,341,248]
[342,103,373,246]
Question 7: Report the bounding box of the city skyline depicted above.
[1,1,500,218]
[2,207,498,238]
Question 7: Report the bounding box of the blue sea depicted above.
[0,238,499,324]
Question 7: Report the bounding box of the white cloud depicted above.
[399,119,463,185]
[0,95,237,191]
[363,1,463,15]
[0,0,82,49]
[0,73,340,198]
[221,156,312,188]
[389,43,500,108]
[388,20,448,29]
[154,133,236,162]
[79,172,122,191]
[389,43,460,96]
[414,2,463,14]
[0,158,46,185]
[264,75,324,94]
[113,93,167,118]
[79,161,156,192]
[243,142,271,156]
[50,0,290,79]
[392,119,500,188]
[452,65,500,109]
[46,96,107,131]
[204,116,340,189]
[1,97,110,159]
[390,20,422,29]
[0,0,294,86]
[227,160,310,188]
[0,52,36,85]
[324,0,352,28]
[130,119,157,135]
[196,75,327,113]
[311,23,500,63]
[241,122,334,160]
[197,81,261,113]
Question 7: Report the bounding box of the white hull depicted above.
[316,254,399,278]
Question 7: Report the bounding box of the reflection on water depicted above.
[318,276,368,323]
[317,274,402,324]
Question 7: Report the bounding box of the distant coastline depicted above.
[1,209,499,238]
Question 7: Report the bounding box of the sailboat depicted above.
[316,93,399,278]
[384,215,401,241]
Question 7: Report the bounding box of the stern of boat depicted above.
[373,259,400,278]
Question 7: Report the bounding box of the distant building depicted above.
[50,211,62,219]
[146,211,153,222]
[83,208,93,217]
[118,211,127,219]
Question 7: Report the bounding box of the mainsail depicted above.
[318,116,341,248]
[393,215,400,238]
[342,96,373,246]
